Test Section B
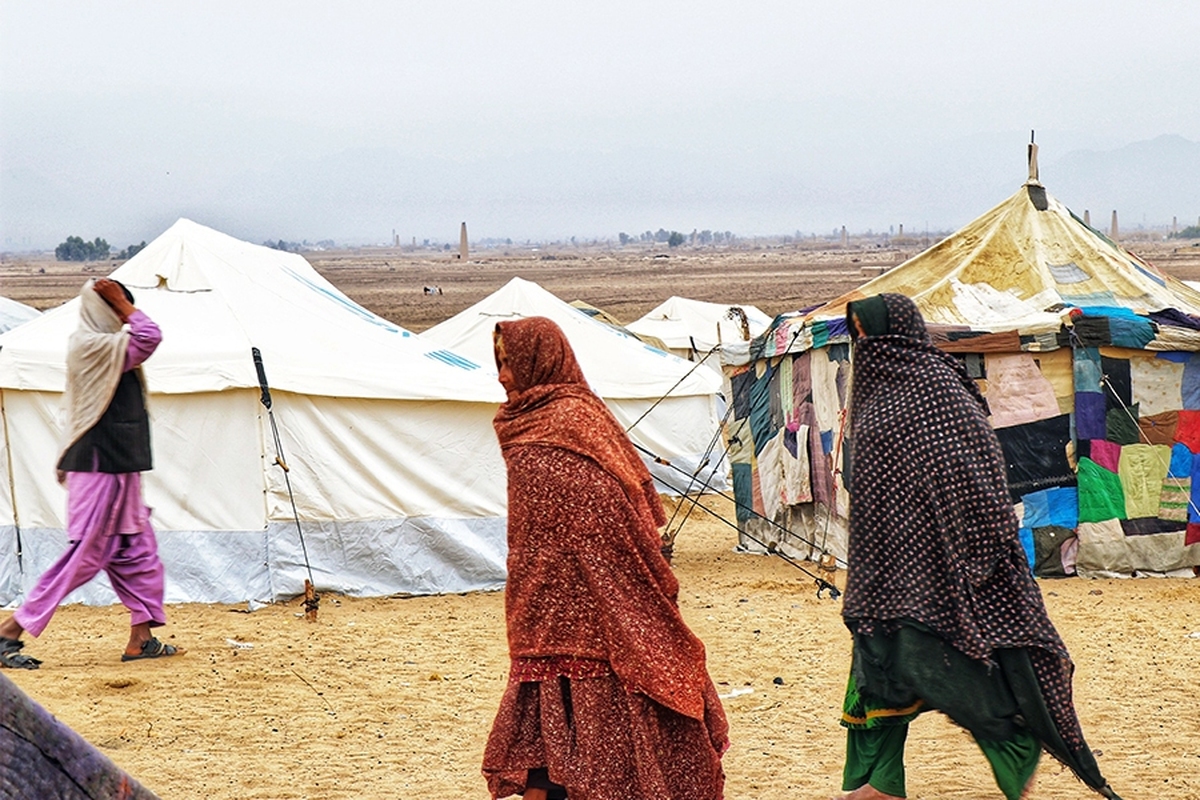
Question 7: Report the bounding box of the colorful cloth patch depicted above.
[1131,357,1186,417]
[985,353,1062,429]
[994,414,1076,501]
[1106,403,1140,445]
[1077,457,1126,522]
[1073,347,1102,393]
[1020,486,1079,529]
[1175,410,1200,453]
[1138,410,1179,446]
[1169,443,1194,477]
[1118,443,1171,519]
[1089,439,1122,473]
[1159,477,1192,523]
[1183,355,1200,410]
[1074,392,1107,440]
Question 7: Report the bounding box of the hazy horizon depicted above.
[3,2,1199,250]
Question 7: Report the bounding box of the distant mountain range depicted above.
[1046,134,1200,230]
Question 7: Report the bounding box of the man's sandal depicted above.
[0,636,42,670]
[121,637,181,662]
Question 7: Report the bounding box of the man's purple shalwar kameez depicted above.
[12,309,167,638]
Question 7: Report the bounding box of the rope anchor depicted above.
[252,347,320,622]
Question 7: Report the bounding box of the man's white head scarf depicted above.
[58,279,132,461]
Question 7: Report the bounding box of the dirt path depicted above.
[4,495,1197,799]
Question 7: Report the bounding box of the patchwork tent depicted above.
[423,277,728,493]
[628,296,773,378]
[726,160,1200,578]
[0,219,510,607]
[0,296,39,334]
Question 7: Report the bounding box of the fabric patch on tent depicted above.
[1106,403,1139,445]
[1019,486,1079,530]
[1190,451,1200,524]
[768,359,786,433]
[783,427,798,458]
[1048,261,1091,284]
[727,420,754,465]
[1183,354,1200,410]
[810,427,834,508]
[1032,349,1075,414]
[820,429,833,454]
[730,369,754,419]
[1077,457,1126,522]
[1120,517,1185,536]
[1073,347,1102,393]
[1072,316,1111,347]
[1101,355,1132,411]
[749,369,777,455]
[1150,310,1200,332]
[811,349,843,434]
[994,414,1075,501]
[750,462,765,517]
[1169,443,1193,477]
[1074,392,1107,441]
[985,353,1062,429]
[779,355,795,429]
[791,352,813,420]
[1187,523,1200,547]
[1175,410,1200,453]
[1108,315,1157,349]
[758,434,785,521]
[1033,526,1076,578]
[1131,357,1185,417]
[1018,527,1035,568]
[1075,519,1132,576]
[731,463,753,523]
[1119,443,1171,519]
[1159,477,1191,523]
[1061,535,1079,575]
[783,424,812,505]
[1138,410,1179,446]
[1088,439,1121,473]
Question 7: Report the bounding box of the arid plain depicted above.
[3,241,1200,799]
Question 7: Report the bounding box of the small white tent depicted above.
[0,219,509,607]
[423,277,728,492]
[627,297,773,378]
[0,296,40,334]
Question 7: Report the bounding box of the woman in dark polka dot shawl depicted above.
[482,317,729,800]
[834,294,1121,800]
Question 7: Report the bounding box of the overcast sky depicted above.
[2,1,1199,249]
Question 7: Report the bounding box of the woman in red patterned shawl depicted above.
[482,317,729,800]
[834,294,1121,800]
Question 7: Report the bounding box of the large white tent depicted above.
[0,219,509,607]
[422,277,728,493]
[627,296,773,378]
[0,296,40,334]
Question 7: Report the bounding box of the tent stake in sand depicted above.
[252,347,320,622]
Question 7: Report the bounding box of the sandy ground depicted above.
[3,242,1200,798]
[3,495,1198,800]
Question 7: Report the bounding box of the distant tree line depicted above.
[55,236,110,262]
[617,228,735,247]
[54,236,149,262]
[1171,226,1200,239]
[264,239,302,252]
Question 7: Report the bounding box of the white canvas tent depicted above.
[0,219,510,607]
[0,296,40,334]
[423,277,728,493]
[627,296,773,378]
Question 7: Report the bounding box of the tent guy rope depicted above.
[252,347,320,622]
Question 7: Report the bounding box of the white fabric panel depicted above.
[606,395,729,493]
[266,518,507,599]
[986,353,1061,429]
[1130,356,1186,418]
[627,297,773,352]
[145,390,267,531]
[423,277,721,400]
[263,393,506,523]
[1,390,66,529]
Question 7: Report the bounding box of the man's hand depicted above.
[94,278,134,322]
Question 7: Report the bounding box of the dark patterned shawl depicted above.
[842,293,1119,797]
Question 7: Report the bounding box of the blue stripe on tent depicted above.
[424,350,482,370]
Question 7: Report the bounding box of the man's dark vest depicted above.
[56,370,153,473]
